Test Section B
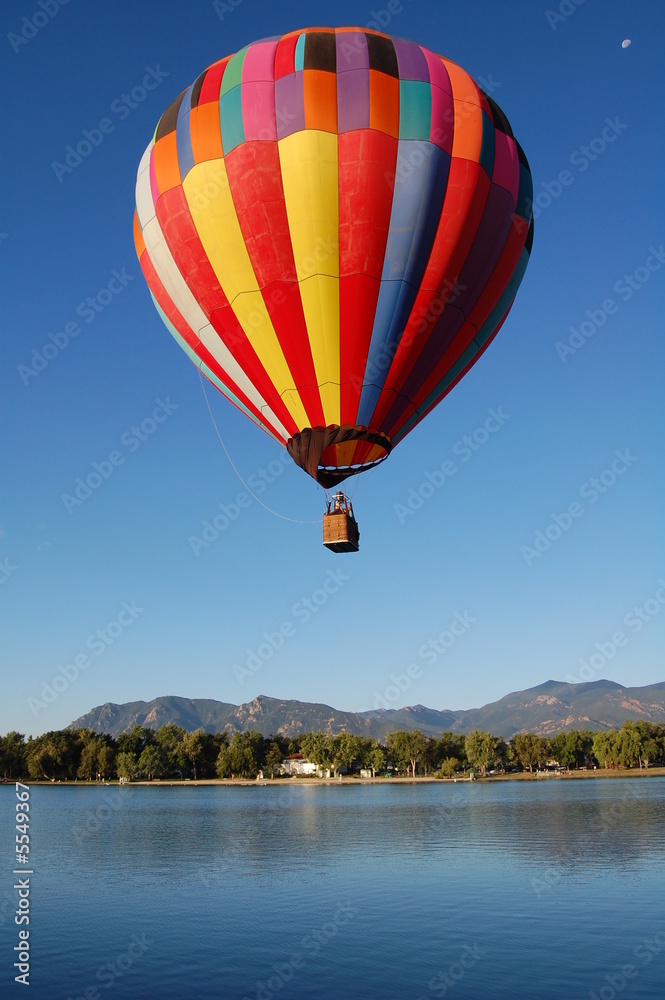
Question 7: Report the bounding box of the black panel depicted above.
[155,91,185,141]
[525,217,534,254]
[485,94,513,138]
[304,31,337,72]
[516,139,530,170]
[365,32,398,78]
[191,71,207,109]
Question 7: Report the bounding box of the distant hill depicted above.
[69,680,665,741]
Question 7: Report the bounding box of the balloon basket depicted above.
[322,492,360,553]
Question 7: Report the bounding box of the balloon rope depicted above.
[198,372,321,525]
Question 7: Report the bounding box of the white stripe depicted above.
[135,141,156,230]
[141,215,290,441]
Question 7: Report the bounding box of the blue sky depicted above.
[2,0,663,738]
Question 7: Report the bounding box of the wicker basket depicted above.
[322,512,360,553]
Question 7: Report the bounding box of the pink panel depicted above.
[242,81,277,140]
[242,40,278,83]
[492,131,519,201]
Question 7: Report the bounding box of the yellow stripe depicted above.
[182,160,310,430]
[278,130,340,424]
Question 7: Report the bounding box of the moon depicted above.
[621,39,631,49]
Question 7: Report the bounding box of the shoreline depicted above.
[8,767,665,787]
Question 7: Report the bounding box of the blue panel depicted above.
[356,141,450,426]
[295,33,306,72]
[219,85,244,154]
[176,84,195,181]
[393,245,530,443]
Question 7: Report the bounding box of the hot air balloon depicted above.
[134,27,533,552]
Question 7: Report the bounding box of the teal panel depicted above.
[295,33,306,72]
[398,80,432,140]
[479,110,495,177]
[516,162,534,222]
[220,86,244,153]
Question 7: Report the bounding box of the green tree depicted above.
[330,732,365,775]
[117,726,155,759]
[300,731,334,775]
[222,730,264,779]
[386,730,428,778]
[510,733,548,772]
[115,752,137,781]
[265,741,283,779]
[592,730,621,768]
[618,721,643,768]
[155,724,189,775]
[464,730,497,776]
[367,741,387,777]
[183,729,207,780]
[0,732,27,779]
[137,745,166,780]
[439,757,461,778]
[26,730,82,781]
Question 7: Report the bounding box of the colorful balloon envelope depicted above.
[134,27,533,488]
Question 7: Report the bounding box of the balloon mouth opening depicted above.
[287,426,392,488]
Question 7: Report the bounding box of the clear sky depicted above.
[2,0,663,738]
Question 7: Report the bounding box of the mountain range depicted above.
[69,679,665,741]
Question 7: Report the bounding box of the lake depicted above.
[1,778,664,999]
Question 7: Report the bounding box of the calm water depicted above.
[1,778,664,999]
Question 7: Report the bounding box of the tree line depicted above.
[1,718,664,782]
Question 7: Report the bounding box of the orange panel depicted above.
[153,133,181,194]
[304,70,338,132]
[190,102,223,163]
[450,101,483,162]
[441,59,480,108]
[133,211,145,258]
[369,70,399,137]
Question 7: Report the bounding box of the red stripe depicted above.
[138,247,284,442]
[199,57,231,105]
[154,187,298,436]
[224,141,324,426]
[338,129,397,424]
[274,34,298,79]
